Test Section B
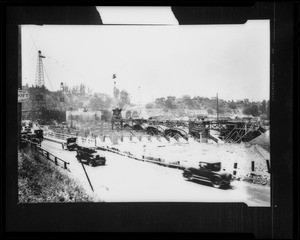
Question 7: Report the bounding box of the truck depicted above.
[62,137,78,151]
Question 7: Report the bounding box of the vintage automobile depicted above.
[62,137,78,151]
[34,129,44,141]
[76,146,106,167]
[182,161,232,188]
[26,133,42,146]
[20,131,30,148]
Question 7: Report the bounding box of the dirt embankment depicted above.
[249,130,270,152]
[18,147,99,203]
[113,138,271,186]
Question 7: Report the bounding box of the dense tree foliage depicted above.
[243,104,260,117]
[89,97,105,110]
[207,108,214,114]
[151,95,269,118]
[22,84,270,125]
[101,110,112,122]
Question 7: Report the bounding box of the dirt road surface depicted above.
[41,140,270,206]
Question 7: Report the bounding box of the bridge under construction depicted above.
[111,109,268,144]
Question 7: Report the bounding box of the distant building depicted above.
[66,108,102,126]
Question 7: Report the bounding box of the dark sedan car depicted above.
[182,161,232,188]
[76,146,106,167]
[62,137,78,151]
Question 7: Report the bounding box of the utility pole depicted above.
[60,82,66,124]
[18,26,22,149]
[80,162,94,192]
[216,93,219,123]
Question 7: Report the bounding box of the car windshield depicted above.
[67,138,77,143]
[84,148,97,154]
[207,163,221,171]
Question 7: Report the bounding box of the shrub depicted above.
[18,149,98,203]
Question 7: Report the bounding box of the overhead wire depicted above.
[28,28,60,109]
[220,79,267,101]
[42,64,54,91]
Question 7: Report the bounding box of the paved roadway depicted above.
[41,140,270,206]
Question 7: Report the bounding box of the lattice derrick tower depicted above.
[32,50,47,114]
[35,50,46,87]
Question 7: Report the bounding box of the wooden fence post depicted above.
[233,162,237,176]
[266,159,270,173]
[251,161,255,172]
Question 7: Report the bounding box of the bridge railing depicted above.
[44,131,77,141]
[77,136,97,147]
[21,138,70,170]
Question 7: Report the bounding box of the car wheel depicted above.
[212,176,222,188]
[183,172,193,181]
[89,160,95,167]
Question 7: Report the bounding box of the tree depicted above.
[207,108,214,114]
[89,97,104,110]
[79,83,86,95]
[266,100,270,119]
[101,110,112,122]
[243,104,260,117]
[260,100,267,114]
[182,95,191,101]
[71,86,79,95]
[164,96,177,109]
[165,99,177,109]
[182,95,194,109]
[120,90,130,104]
[104,98,112,108]
[94,113,100,121]
[114,87,120,99]
[146,103,154,109]
[228,101,237,109]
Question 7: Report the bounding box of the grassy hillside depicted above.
[18,148,99,203]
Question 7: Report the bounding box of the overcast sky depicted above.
[21,20,270,104]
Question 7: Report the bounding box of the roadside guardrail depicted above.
[21,138,70,170]
[103,146,185,170]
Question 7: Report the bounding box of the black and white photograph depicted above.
[3,3,296,237]
[18,14,271,206]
